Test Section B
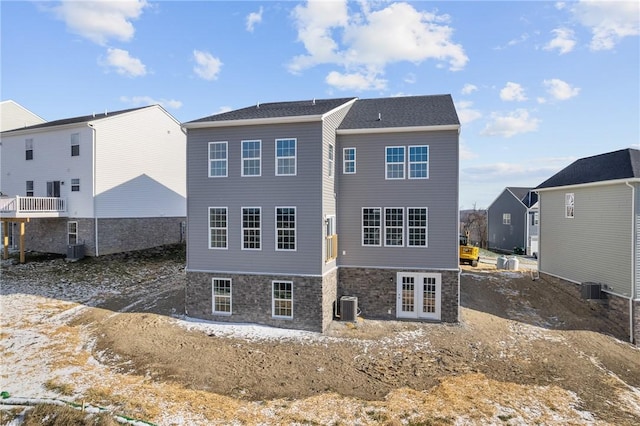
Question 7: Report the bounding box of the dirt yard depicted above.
[1,246,639,425]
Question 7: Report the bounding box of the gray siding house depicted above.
[487,187,538,255]
[536,148,640,344]
[183,95,461,332]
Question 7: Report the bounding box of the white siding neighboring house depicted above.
[0,105,186,259]
[536,148,640,344]
[0,100,46,132]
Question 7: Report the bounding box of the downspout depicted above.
[89,123,99,257]
[625,181,636,344]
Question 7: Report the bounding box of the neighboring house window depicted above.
[276,138,296,176]
[25,139,33,160]
[272,281,293,319]
[71,133,80,156]
[328,143,334,177]
[276,207,296,250]
[212,278,232,314]
[71,178,80,192]
[408,146,429,179]
[386,146,405,179]
[68,221,78,245]
[407,208,428,247]
[208,142,227,177]
[531,212,539,226]
[209,207,228,249]
[325,215,337,262]
[362,207,381,246]
[565,193,574,218]
[242,140,261,177]
[26,181,34,197]
[242,207,261,250]
[503,213,511,225]
[385,207,404,247]
[343,148,356,174]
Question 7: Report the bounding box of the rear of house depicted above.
[487,187,537,255]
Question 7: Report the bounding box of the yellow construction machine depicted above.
[459,231,480,267]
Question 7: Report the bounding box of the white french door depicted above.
[396,272,441,320]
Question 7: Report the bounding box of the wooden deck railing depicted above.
[0,196,66,214]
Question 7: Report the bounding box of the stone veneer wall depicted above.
[337,268,459,323]
[23,218,95,255]
[186,272,333,332]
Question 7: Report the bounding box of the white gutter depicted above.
[626,181,636,343]
[183,114,324,129]
[88,123,99,257]
[336,124,460,135]
[537,177,640,192]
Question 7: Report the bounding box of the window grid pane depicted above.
[386,147,405,179]
[209,208,227,248]
[409,146,428,179]
[242,207,261,249]
[276,139,296,175]
[212,279,232,314]
[272,281,293,318]
[68,222,78,245]
[408,208,427,247]
[276,207,296,250]
[242,140,261,176]
[328,144,334,177]
[343,148,356,174]
[385,208,404,246]
[362,208,381,246]
[209,142,227,177]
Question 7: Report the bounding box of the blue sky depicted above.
[2,0,638,209]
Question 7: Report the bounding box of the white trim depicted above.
[343,147,356,174]
[362,207,382,247]
[275,138,297,176]
[328,143,335,177]
[208,141,228,178]
[241,140,262,177]
[272,280,293,319]
[241,206,261,251]
[337,124,460,135]
[384,207,404,247]
[536,178,640,192]
[211,277,233,315]
[67,221,78,245]
[275,206,296,251]
[408,145,429,180]
[385,146,405,180]
[208,206,228,250]
[339,265,460,272]
[184,115,324,129]
[320,98,358,120]
[407,207,428,248]
[185,268,324,278]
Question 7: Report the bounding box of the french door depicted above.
[396,272,441,320]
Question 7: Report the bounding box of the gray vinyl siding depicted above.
[336,130,458,269]
[186,121,324,275]
[539,184,633,297]
[487,190,527,252]
[635,182,640,299]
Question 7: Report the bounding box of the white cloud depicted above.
[459,142,478,160]
[481,109,540,138]
[404,73,416,84]
[461,84,478,95]
[543,78,580,100]
[289,1,468,91]
[571,0,640,51]
[544,28,576,54]
[246,6,263,32]
[500,82,527,102]
[325,71,386,91]
[52,0,148,45]
[455,100,482,124]
[193,50,223,81]
[102,48,146,77]
[120,96,182,109]
[462,162,560,183]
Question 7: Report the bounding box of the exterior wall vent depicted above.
[581,282,605,299]
[340,296,358,322]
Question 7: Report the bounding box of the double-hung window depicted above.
[407,208,428,247]
[328,143,334,177]
[25,139,33,161]
[208,142,227,177]
[565,193,574,218]
[272,281,293,319]
[242,140,261,177]
[26,181,34,197]
[343,148,356,174]
[71,133,80,156]
[212,278,232,314]
[385,208,404,247]
[362,208,381,246]
[503,213,511,225]
[209,207,228,249]
[242,207,261,250]
[276,207,296,250]
[71,178,80,192]
[386,146,405,179]
[68,221,78,245]
[276,139,296,176]
[408,146,428,179]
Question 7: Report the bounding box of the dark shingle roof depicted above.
[187,98,357,123]
[338,94,459,129]
[1,106,151,134]
[536,148,640,189]
[506,187,538,207]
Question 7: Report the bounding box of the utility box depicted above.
[67,244,85,261]
[340,296,358,322]
[581,282,604,299]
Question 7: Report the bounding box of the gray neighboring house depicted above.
[487,187,538,255]
[536,148,640,344]
[183,95,461,332]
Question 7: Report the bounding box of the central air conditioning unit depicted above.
[581,282,604,300]
[66,244,85,261]
[340,296,358,322]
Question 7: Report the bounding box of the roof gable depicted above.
[537,148,640,189]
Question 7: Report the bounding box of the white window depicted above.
[68,221,78,245]
[212,278,232,314]
[272,281,293,319]
[71,178,80,192]
[276,138,296,176]
[565,193,574,218]
[343,147,356,174]
[408,146,428,179]
[25,139,33,161]
[242,140,261,177]
[208,142,227,177]
[71,133,80,157]
[503,213,511,225]
[407,208,428,247]
[242,207,261,250]
[325,215,337,262]
[328,143,334,177]
[362,207,381,246]
[531,212,539,226]
[209,207,228,249]
[386,146,405,179]
[276,207,296,250]
[385,208,404,247]
[26,181,34,197]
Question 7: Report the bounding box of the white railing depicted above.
[0,196,66,214]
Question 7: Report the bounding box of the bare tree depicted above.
[460,209,487,249]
